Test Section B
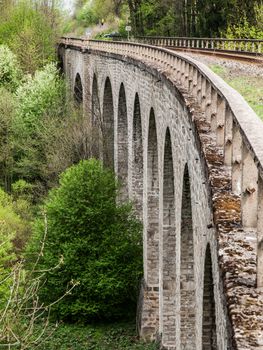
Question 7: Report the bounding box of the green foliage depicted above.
[225,17,263,39]
[0,87,16,191]
[0,0,60,74]
[209,65,263,120]
[30,159,143,322]
[68,0,126,36]
[0,45,22,92]
[12,63,67,189]
[0,45,91,199]
[0,188,32,307]
[15,63,65,134]
[12,179,34,200]
[76,3,99,26]
[71,0,263,38]
[29,322,158,350]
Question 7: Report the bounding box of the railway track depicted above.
[165,46,263,64]
[134,36,263,64]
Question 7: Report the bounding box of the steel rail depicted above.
[135,36,263,57]
[165,46,263,63]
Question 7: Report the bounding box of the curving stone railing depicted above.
[59,37,263,348]
[135,36,263,56]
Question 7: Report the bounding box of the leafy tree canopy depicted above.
[71,0,263,38]
[0,45,22,92]
[0,0,61,74]
[29,159,143,322]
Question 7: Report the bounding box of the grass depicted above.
[32,321,158,350]
[209,64,263,120]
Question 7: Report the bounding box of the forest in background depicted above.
[72,0,263,38]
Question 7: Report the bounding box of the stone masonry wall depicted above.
[62,46,231,350]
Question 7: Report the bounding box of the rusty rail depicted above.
[60,36,263,290]
[135,36,263,56]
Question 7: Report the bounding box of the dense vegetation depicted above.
[72,0,263,38]
[29,322,158,350]
[0,1,144,348]
[0,0,59,74]
[29,159,142,322]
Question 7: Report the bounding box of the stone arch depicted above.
[102,77,114,169]
[91,74,102,159]
[132,93,143,217]
[180,164,195,349]
[162,127,176,346]
[202,244,217,350]
[74,73,83,104]
[147,108,159,285]
[117,83,128,200]
[140,108,160,340]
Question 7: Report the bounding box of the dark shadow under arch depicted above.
[74,73,83,104]
[162,128,176,345]
[117,83,128,200]
[180,164,195,348]
[147,108,159,285]
[57,53,64,74]
[91,74,102,159]
[102,77,114,169]
[132,93,143,217]
[202,244,217,350]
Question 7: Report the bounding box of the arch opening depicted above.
[117,83,128,200]
[132,93,143,217]
[57,53,64,74]
[202,245,217,350]
[102,77,114,169]
[91,74,102,159]
[74,73,83,104]
[147,109,159,286]
[180,164,195,349]
[162,128,176,346]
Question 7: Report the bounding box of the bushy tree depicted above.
[30,159,143,322]
[15,63,65,133]
[0,0,60,74]
[0,207,77,349]
[0,188,32,307]
[13,63,66,188]
[0,87,16,191]
[0,45,22,92]
[0,47,92,199]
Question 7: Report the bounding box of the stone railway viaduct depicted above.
[58,38,263,350]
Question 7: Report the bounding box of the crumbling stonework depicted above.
[58,39,263,349]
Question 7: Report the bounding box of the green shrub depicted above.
[0,0,59,74]
[76,5,99,26]
[30,159,143,322]
[15,63,65,133]
[0,187,32,307]
[0,87,17,191]
[224,17,263,39]
[12,63,66,186]
[28,322,159,350]
[0,45,22,92]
